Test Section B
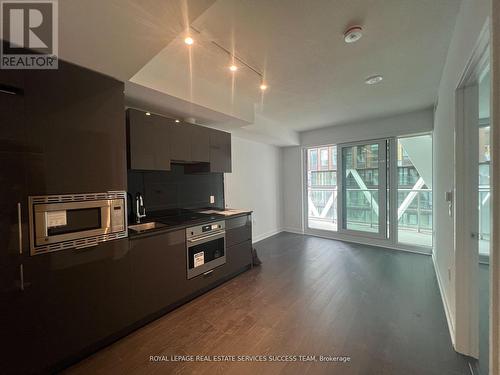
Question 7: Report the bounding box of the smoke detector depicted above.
[344,26,363,43]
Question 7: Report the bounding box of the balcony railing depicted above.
[307,187,433,233]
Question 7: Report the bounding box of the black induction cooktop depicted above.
[149,209,224,227]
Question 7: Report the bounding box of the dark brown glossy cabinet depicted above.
[190,125,210,162]
[36,239,131,370]
[0,70,25,90]
[126,109,231,172]
[127,108,171,171]
[127,214,252,321]
[1,61,128,374]
[0,70,31,262]
[129,230,186,320]
[209,129,232,173]
[1,239,132,374]
[226,215,252,247]
[23,61,126,194]
[226,240,252,275]
[169,122,192,162]
[225,215,252,274]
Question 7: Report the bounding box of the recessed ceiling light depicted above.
[229,65,238,72]
[260,83,268,91]
[145,112,151,116]
[344,26,363,44]
[184,36,194,45]
[175,119,180,123]
[365,75,383,85]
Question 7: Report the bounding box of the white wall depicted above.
[433,0,491,346]
[300,108,434,147]
[281,146,303,233]
[224,136,283,242]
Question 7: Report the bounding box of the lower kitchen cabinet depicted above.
[0,239,132,374]
[37,239,132,370]
[225,240,252,275]
[225,215,253,275]
[0,257,45,375]
[226,215,252,247]
[0,217,252,373]
[129,230,186,320]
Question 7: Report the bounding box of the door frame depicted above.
[490,2,499,373]
[453,20,490,359]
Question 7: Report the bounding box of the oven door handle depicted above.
[187,231,225,244]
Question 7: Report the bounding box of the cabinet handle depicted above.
[17,202,22,255]
[19,264,24,291]
[188,231,225,243]
[0,84,23,96]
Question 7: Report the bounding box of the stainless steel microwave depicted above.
[28,191,128,255]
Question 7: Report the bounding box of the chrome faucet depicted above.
[135,193,146,223]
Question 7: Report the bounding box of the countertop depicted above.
[128,209,252,240]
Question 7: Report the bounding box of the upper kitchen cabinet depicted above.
[23,60,126,195]
[127,108,171,171]
[170,122,192,162]
[190,125,210,163]
[126,109,231,172]
[209,129,232,173]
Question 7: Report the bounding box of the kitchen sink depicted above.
[128,222,166,233]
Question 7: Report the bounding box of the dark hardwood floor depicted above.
[64,232,470,375]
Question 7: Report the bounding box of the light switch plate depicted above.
[209,195,215,204]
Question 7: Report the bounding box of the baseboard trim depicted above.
[252,228,284,244]
[432,252,456,348]
[282,227,304,235]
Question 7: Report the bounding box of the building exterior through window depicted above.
[306,134,433,248]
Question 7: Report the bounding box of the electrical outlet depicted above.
[209,195,215,204]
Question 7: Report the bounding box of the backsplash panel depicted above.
[128,164,224,216]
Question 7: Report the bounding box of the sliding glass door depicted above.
[396,135,433,247]
[306,146,338,231]
[339,140,387,239]
[305,135,432,251]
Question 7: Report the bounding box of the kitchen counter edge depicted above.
[127,211,253,240]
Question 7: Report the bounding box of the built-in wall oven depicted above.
[186,221,226,279]
[28,191,128,255]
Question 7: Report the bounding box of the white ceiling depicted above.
[58,0,461,145]
[59,0,216,81]
[132,0,460,136]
